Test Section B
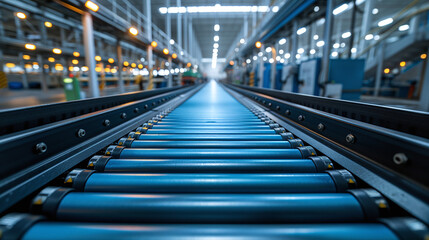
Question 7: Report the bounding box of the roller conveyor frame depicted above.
[0,81,428,239]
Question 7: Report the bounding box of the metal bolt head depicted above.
[262,100,266,104]
[103,119,110,126]
[298,115,305,121]
[121,113,127,119]
[393,153,408,165]
[144,104,148,109]
[317,123,325,131]
[35,142,47,154]
[268,102,272,107]
[134,108,139,113]
[276,106,280,111]
[77,128,86,138]
[346,134,355,143]
[285,110,291,115]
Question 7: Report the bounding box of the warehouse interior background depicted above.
[0,0,428,111]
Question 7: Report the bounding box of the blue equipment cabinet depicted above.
[297,58,365,100]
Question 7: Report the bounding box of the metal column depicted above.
[166,0,173,88]
[319,0,334,89]
[271,45,277,89]
[177,0,182,49]
[373,42,384,97]
[18,53,28,89]
[168,57,173,87]
[419,49,429,111]
[258,45,264,88]
[359,0,373,55]
[116,42,125,93]
[291,21,298,64]
[37,55,48,92]
[82,12,99,98]
[145,0,154,90]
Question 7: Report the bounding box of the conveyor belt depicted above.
[0,81,427,240]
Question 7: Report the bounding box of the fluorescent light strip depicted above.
[159,5,270,14]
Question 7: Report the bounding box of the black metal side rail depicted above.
[230,84,429,139]
[0,84,202,213]
[223,83,429,225]
[0,86,187,136]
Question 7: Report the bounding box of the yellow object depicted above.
[25,64,33,69]
[123,61,129,67]
[33,197,43,205]
[73,52,80,57]
[421,53,427,60]
[25,43,36,50]
[81,66,89,71]
[111,68,117,73]
[187,62,191,68]
[163,48,169,55]
[378,202,387,208]
[138,64,143,69]
[5,63,15,68]
[348,179,355,184]
[85,0,99,12]
[229,60,234,66]
[95,67,102,72]
[129,27,138,36]
[88,162,94,167]
[72,59,79,65]
[131,63,137,68]
[52,48,62,54]
[151,41,158,48]
[16,12,27,19]
[384,68,390,74]
[172,53,177,59]
[95,56,102,61]
[148,68,154,90]
[0,71,8,89]
[65,177,73,183]
[23,55,31,60]
[399,61,406,67]
[249,72,254,86]
[44,21,52,28]
[48,57,55,62]
[108,58,114,63]
[255,41,262,48]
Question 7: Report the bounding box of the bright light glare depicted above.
[310,49,316,54]
[284,53,291,59]
[316,41,325,47]
[331,52,338,57]
[378,18,393,27]
[341,32,351,38]
[297,48,304,54]
[278,38,286,45]
[213,43,219,48]
[333,3,348,15]
[253,56,257,60]
[214,24,220,31]
[399,24,409,31]
[272,6,279,12]
[240,38,245,44]
[297,27,306,35]
[214,35,219,42]
[279,49,284,54]
[265,47,272,53]
[365,34,373,40]
[159,5,271,14]
[372,8,378,15]
[333,43,340,49]
[313,35,319,40]
[170,39,175,44]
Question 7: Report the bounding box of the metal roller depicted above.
[88,156,334,173]
[129,132,294,141]
[144,129,276,134]
[31,188,388,224]
[118,138,304,149]
[151,125,272,129]
[105,146,316,159]
[156,122,268,126]
[65,169,355,193]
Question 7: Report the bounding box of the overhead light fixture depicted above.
[214,24,220,31]
[129,27,138,36]
[313,35,319,40]
[25,43,36,50]
[378,18,393,27]
[73,52,80,57]
[400,61,406,67]
[297,27,306,35]
[341,32,351,38]
[213,43,219,48]
[229,60,234,66]
[333,3,348,15]
[333,43,340,49]
[255,41,262,48]
[331,52,338,57]
[265,47,272,53]
[48,57,55,62]
[170,39,175,45]
[398,24,409,31]
[151,41,158,48]
[22,55,31,60]
[95,56,101,61]
[44,21,53,28]
[279,49,284,54]
[314,6,319,12]
[310,49,316,54]
[278,38,286,45]
[316,40,325,47]
[372,8,378,15]
[131,63,136,68]
[253,56,257,60]
[284,53,290,59]
[85,1,99,12]
[172,53,177,59]
[240,38,245,44]
[159,5,270,14]
[52,48,62,54]
[123,61,129,66]
[163,48,169,55]
[351,47,357,53]
[214,35,219,42]
[297,48,304,54]
[108,58,114,63]
[365,34,373,40]
[72,59,79,64]
[258,52,263,57]
[15,12,27,19]
[272,6,279,12]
